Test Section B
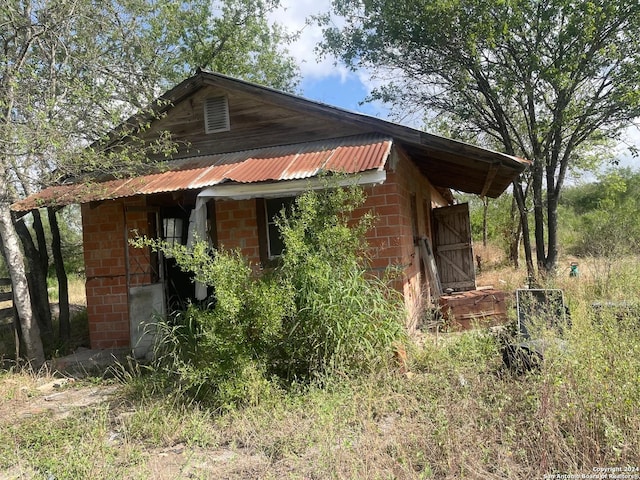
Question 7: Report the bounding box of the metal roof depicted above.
[11,134,392,212]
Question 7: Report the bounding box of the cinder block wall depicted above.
[82,196,152,349]
[81,158,449,348]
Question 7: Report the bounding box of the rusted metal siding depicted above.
[12,134,392,212]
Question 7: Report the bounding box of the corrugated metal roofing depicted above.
[12,134,392,212]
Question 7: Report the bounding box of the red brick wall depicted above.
[82,196,153,349]
[362,151,450,327]
[81,155,449,347]
[211,179,418,273]
[215,199,260,259]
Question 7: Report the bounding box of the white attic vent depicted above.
[204,96,230,134]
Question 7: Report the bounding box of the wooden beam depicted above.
[480,163,500,198]
[420,237,442,298]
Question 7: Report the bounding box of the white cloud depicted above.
[612,123,640,170]
[269,0,350,82]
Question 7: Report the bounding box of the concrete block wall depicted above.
[214,199,261,259]
[82,196,152,349]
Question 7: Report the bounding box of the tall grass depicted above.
[3,271,639,478]
[4,230,639,477]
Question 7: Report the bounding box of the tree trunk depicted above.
[0,204,45,366]
[512,179,536,281]
[508,195,521,268]
[32,209,49,274]
[48,207,70,343]
[14,215,53,344]
[482,196,488,247]
[531,163,546,271]
[544,194,560,273]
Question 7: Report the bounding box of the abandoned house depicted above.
[12,71,529,356]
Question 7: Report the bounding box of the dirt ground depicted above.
[0,376,312,479]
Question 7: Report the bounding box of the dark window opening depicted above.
[257,197,295,262]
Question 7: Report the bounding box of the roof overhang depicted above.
[197,169,386,201]
[11,134,392,212]
[398,141,526,197]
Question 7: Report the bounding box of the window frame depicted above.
[257,196,295,263]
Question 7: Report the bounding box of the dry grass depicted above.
[1,255,640,478]
[474,244,527,292]
[49,274,87,305]
[68,275,88,306]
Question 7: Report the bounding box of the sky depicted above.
[268,1,639,172]
[267,0,388,119]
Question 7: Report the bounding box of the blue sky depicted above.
[268,0,389,119]
[300,75,387,118]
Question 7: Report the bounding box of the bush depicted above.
[136,182,407,407]
[148,249,291,408]
[274,185,406,380]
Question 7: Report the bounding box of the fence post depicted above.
[0,278,18,359]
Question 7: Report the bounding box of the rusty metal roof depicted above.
[12,134,392,212]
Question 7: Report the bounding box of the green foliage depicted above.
[1,0,299,194]
[319,0,640,272]
[0,407,128,478]
[166,0,299,92]
[1,0,299,365]
[275,185,405,379]
[135,184,406,408]
[540,302,640,464]
[139,249,290,408]
[4,256,640,476]
[560,168,640,257]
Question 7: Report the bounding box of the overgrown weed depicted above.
[132,183,407,410]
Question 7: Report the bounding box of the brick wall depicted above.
[361,151,450,327]
[215,199,261,259]
[81,156,449,348]
[82,196,153,349]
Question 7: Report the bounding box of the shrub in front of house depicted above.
[137,184,407,408]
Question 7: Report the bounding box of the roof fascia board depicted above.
[198,170,386,200]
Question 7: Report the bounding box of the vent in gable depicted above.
[204,96,230,134]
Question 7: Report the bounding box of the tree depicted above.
[168,0,299,92]
[319,0,640,276]
[1,0,299,362]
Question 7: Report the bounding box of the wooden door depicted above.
[432,203,476,291]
